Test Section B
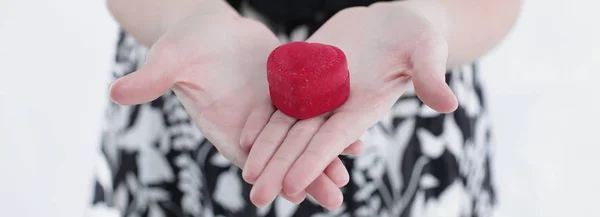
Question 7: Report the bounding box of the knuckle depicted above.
[270,154,292,165]
[303,148,325,160]
[254,109,274,122]
[321,127,350,143]
[286,118,326,140]
[287,124,313,139]
[257,135,280,147]
[269,112,295,125]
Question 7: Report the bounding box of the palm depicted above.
[111,15,277,165]
[244,5,459,201]
[309,6,453,115]
[165,16,277,166]
[109,14,358,207]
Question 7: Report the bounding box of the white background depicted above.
[1,0,599,216]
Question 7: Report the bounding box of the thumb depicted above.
[109,48,176,105]
[411,35,458,113]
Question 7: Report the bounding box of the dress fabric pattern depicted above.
[90,1,496,216]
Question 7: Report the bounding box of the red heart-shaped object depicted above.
[267,42,350,119]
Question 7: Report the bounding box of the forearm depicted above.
[379,0,522,68]
[106,0,239,46]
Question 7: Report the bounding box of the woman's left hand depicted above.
[241,2,459,207]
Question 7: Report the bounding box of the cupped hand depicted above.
[108,13,361,206]
[242,3,458,209]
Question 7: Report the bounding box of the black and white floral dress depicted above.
[90,0,497,216]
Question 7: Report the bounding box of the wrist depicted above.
[155,1,240,41]
[110,0,241,47]
[406,0,451,40]
[370,0,451,41]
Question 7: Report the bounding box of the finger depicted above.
[412,34,458,113]
[341,139,363,156]
[248,117,327,205]
[239,98,276,152]
[283,111,374,195]
[251,174,342,209]
[109,45,176,106]
[280,191,306,205]
[242,110,296,184]
[305,174,344,210]
[324,157,349,187]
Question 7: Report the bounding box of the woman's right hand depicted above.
[108,13,359,209]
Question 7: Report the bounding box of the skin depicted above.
[107,0,362,209]
[241,0,521,208]
[107,0,521,210]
